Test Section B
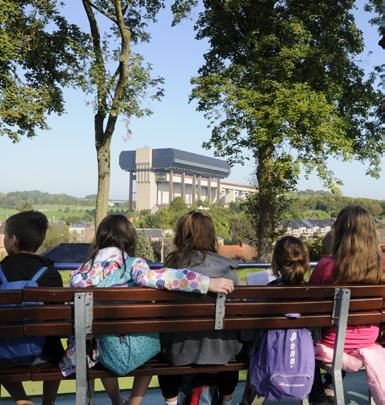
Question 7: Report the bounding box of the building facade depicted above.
[281,218,334,239]
[119,147,257,211]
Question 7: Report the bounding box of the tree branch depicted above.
[88,1,118,24]
[82,0,108,147]
[104,0,132,138]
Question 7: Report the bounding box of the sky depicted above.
[0,0,384,200]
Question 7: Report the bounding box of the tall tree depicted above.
[1,0,198,227]
[0,0,88,140]
[79,0,201,226]
[192,0,385,258]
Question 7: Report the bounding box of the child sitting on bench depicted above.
[0,211,64,405]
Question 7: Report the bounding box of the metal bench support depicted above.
[331,288,351,405]
[75,292,93,405]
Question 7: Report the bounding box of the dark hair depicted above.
[5,210,48,252]
[166,211,218,268]
[93,214,136,256]
[272,236,309,283]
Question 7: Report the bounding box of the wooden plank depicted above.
[228,286,337,299]
[93,303,216,319]
[0,366,32,382]
[0,290,22,305]
[347,312,382,325]
[88,360,247,378]
[23,306,72,321]
[24,322,72,337]
[0,325,24,337]
[30,364,67,381]
[349,298,384,311]
[22,287,215,303]
[0,308,23,322]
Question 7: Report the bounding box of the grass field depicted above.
[0,205,94,222]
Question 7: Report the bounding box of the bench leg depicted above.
[301,397,309,405]
[88,379,95,405]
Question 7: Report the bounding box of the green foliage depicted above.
[169,197,187,212]
[39,222,70,253]
[135,231,155,262]
[191,0,385,258]
[0,0,89,140]
[304,237,324,262]
[284,191,385,220]
[229,212,256,246]
[0,190,95,208]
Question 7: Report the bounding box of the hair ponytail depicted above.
[272,236,309,284]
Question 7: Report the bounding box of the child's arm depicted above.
[131,258,234,294]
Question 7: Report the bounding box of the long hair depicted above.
[272,236,309,283]
[85,214,137,269]
[165,211,218,268]
[332,205,382,284]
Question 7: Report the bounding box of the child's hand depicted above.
[208,278,234,294]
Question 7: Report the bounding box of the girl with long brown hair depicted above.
[159,211,241,405]
[309,205,383,403]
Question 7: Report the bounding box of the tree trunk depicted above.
[95,135,111,228]
[256,144,275,260]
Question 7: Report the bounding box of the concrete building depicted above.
[119,147,257,211]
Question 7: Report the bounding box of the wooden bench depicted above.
[0,285,384,405]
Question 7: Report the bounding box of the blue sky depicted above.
[0,0,384,200]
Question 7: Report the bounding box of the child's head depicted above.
[94,214,137,256]
[166,210,218,268]
[4,210,48,254]
[332,205,382,284]
[271,236,309,283]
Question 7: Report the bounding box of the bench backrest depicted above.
[0,285,384,338]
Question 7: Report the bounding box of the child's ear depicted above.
[5,234,18,253]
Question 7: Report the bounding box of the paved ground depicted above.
[0,372,371,404]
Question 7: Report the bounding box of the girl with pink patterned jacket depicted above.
[61,214,234,405]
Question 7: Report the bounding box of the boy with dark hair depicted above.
[1,210,63,405]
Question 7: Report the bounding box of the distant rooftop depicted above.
[136,228,163,239]
[119,148,231,179]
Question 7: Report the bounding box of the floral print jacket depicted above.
[70,247,210,293]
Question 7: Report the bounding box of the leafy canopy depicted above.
[192,0,385,189]
[0,0,89,140]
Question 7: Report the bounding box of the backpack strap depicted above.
[31,266,48,283]
[0,265,8,285]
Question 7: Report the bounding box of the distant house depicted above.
[219,244,257,262]
[281,218,334,239]
[68,220,95,242]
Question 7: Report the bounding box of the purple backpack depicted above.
[249,328,315,401]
